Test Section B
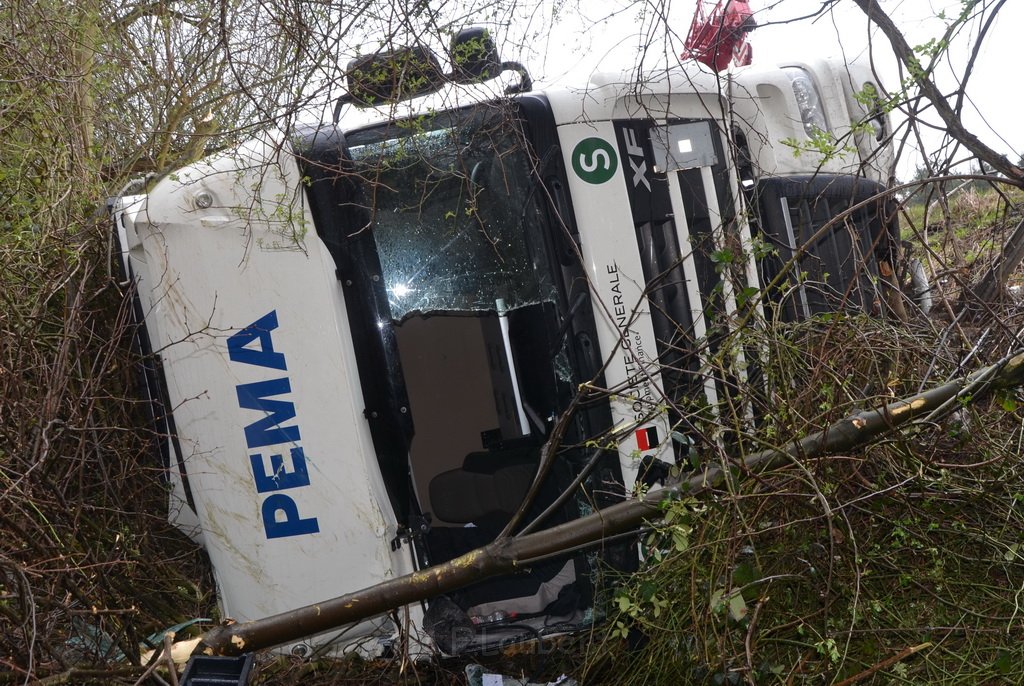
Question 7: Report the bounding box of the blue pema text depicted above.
[228,310,320,539]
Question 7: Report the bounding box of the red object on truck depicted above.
[683,0,756,72]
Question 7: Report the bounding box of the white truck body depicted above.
[113,54,895,656]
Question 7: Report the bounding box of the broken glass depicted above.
[346,105,554,320]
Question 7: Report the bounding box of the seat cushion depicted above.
[429,461,537,523]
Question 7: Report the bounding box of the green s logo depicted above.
[572,137,617,184]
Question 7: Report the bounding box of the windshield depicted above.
[346,105,554,319]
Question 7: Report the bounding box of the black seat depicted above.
[428,446,539,525]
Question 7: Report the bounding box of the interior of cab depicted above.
[393,306,582,621]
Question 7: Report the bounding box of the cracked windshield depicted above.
[346,105,554,320]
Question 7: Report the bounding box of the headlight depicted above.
[784,67,827,137]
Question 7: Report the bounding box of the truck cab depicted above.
[113,32,898,656]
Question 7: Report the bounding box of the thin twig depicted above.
[832,642,931,686]
[162,634,180,686]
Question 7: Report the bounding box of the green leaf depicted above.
[672,527,690,552]
[710,588,725,612]
[640,580,658,602]
[733,561,758,588]
[728,592,748,622]
[736,286,759,309]
[995,649,1013,674]
[710,248,734,265]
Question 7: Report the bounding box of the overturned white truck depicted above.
[113,30,902,656]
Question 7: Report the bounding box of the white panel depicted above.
[665,173,720,413]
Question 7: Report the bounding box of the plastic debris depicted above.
[465,664,577,686]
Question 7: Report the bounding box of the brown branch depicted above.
[19,667,147,686]
[832,642,931,686]
[962,215,1024,309]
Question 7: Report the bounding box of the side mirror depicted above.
[449,27,502,84]
[344,46,444,107]
[333,28,532,120]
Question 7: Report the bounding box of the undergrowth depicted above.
[580,314,1024,685]
[0,4,217,680]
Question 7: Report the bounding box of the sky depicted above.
[513,0,1023,180]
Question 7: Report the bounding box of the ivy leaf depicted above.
[728,592,748,622]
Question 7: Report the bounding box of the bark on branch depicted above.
[194,350,1024,657]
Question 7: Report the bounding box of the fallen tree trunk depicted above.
[194,350,1024,657]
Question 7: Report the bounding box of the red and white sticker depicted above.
[635,426,660,452]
